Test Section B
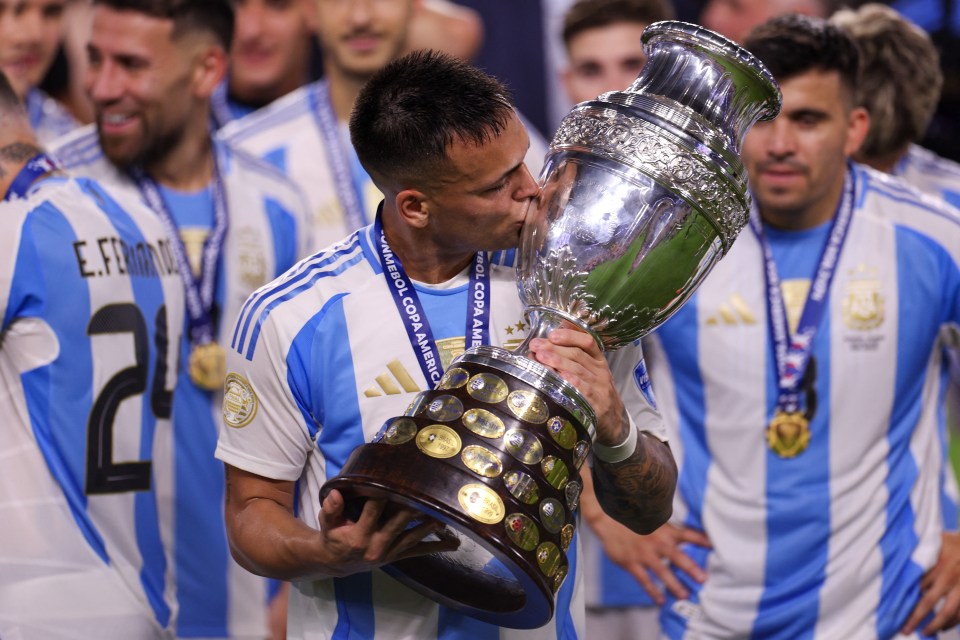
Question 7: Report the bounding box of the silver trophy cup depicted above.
[321,21,781,629]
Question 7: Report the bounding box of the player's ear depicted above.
[396,189,430,229]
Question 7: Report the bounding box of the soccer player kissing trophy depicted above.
[321,21,782,629]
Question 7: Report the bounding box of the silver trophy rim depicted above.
[641,20,782,121]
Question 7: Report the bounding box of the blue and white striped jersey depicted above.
[215,222,665,640]
[50,126,312,639]
[219,81,552,253]
[218,81,382,252]
[26,88,80,146]
[0,176,185,639]
[648,164,960,640]
[893,144,960,210]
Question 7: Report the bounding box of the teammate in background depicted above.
[635,15,960,637]
[210,0,316,129]
[403,0,483,61]
[0,0,79,142]
[221,0,548,252]
[211,0,484,130]
[560,0,673,106]
[830,3,960,208]
[699,0,831,43]
[50,1,311,638]
[0,69,183,639]
[216,50,677,640]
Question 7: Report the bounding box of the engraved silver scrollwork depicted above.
[552,110,746,250]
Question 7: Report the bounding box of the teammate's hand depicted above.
[316,489,459,578]
[593,516,711,604]
[902,531,960,635]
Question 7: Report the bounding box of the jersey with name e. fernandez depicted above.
[50,125,312,639]
[215,221,665,640]
[218,80,551,253]
[648,164,960,640]
[0,176,184,639]
[893,143,960,210]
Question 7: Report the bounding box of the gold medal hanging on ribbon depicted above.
[189,341,226,391]
[766,410,810,458]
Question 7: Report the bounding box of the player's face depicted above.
[742,69,868,228]
[700,0,771,44]
[85,6,214,168]
[0,0,66,99]
[424,112,540,254]
[562,22,648,104]
[230,0,314,103]
[313,0,413,80]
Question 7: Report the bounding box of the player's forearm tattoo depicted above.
[591,433,677,534]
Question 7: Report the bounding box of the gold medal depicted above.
[189,342,226,391]
[766,410,810,458]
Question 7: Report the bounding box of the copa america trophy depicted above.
[320,21,781,628]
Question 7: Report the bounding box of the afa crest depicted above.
[841,265,884,330]
[236,227,267,290]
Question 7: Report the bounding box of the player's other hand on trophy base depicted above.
[318,489,460,578]
[526,326,628,447]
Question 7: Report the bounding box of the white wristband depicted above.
[592,424,639,464]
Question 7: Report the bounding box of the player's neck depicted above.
[382,217,474,285]
[323,64,370,122]
[399,250,474,285]
[856,145,908,175]
[144,115,215,191]
[229,66,308,108]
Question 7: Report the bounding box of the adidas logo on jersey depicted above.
[705,293,757,326]
[363,359,421,397]
[362,324,528,398]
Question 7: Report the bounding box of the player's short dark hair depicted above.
[744,14,860,101]
[562,0,674,47]
[350,50,516,189]
[93,0,234,50]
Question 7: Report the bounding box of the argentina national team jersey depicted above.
[0,176,184,639]
[893,144,960,210]
[648,164,960,640]
[215,222,665,640]
[26,88,80,146]
[50,127,312,639]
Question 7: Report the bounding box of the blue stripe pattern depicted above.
[876,227,951,636]
[554,532,579,639]
[14,205,108,563]
[754,223,833,639]
[51,130,103,168]
[231,235,364,359]
[654,300,711,638]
